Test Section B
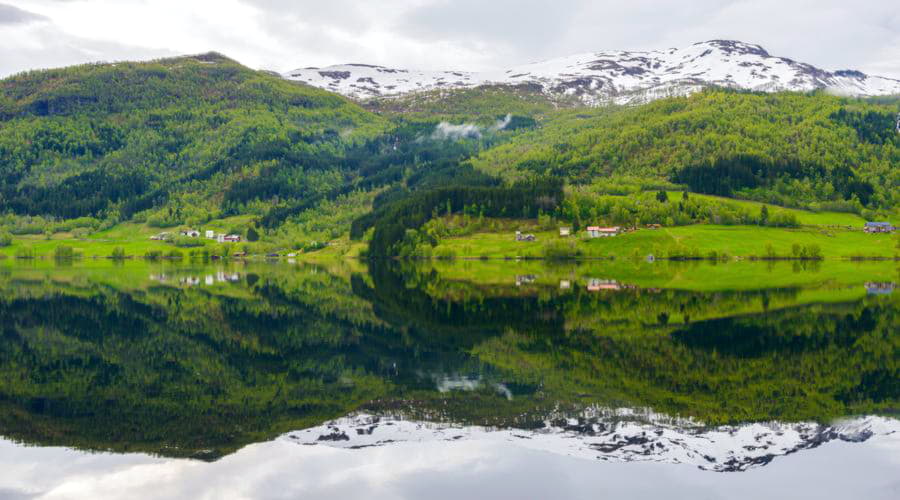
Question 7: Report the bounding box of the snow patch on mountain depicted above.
[284,40,900,105]
[285,409,899,472]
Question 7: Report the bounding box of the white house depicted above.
[559,227,571,236]
[180,229,200,238]
[586,226,620,238]
[205,230,215,239]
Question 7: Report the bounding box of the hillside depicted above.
[470,90,900,213]
[0,52,389,224]
[1,54,898,258]
[284,40,900,105]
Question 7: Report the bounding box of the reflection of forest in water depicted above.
[0,261,895,460]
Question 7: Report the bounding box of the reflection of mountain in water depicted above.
[0,261,895,462]
[290,411,899,472]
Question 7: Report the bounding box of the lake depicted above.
[0,259,896,499]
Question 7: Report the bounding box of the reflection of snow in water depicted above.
[289,410,900,473]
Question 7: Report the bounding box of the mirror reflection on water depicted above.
[0,259,896,498]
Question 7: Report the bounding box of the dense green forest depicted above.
[1,55,898,255]
[471,90,900,215]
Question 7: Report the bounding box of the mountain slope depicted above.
[470,90,900,211]
[285,40,900,105]
[0,52,389,222]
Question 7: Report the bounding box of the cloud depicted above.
[0,3,46,25]
[0,0,898,79]
[431,114,512,140]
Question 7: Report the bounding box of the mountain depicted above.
[288,412,900,472]
[0,52,390,223]
[284,40,900,105]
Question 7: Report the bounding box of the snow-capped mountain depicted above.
[287,409,899,472]
[284,40,900,105]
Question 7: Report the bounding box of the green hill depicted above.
[1,57,898,256]
[0,52,389,223]
[470,89,900,214]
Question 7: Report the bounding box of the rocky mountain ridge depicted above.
[284,40,900,105]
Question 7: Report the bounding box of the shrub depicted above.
[167,249,184,261]
[109,247,127,259]
[172,236,205,248]
[144,250,163,260]
[15,246,34,259]
[0,232,12,247]
[53,245,76,260]
[433,247,457,260]
[542,240,582,260]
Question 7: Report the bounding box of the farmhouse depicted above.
[864,222,894,233]
[865,282,895,295]
[586,279,621,291]
[559,227,571,236]
[180,229,200,238]
[515,231,536,242]
[586,226,620,238]
[205,230,215,239]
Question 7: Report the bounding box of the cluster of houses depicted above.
[864,222,895,234]
[151,229,242,243]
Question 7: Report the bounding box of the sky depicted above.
[1,432,899,500]
[1,0,899,79]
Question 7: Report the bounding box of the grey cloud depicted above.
[0,3,47,25]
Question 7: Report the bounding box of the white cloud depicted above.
[1,0,899,78]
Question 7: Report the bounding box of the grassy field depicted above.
[0,215,260,258]
[432,224,899,260]
[662,191,876,226]
[426,258,900,292]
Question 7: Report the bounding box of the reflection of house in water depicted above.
[865,282,895,295]
[179,276,201,286]
[587,279,621,291]
[559,280,571,290]
[149,273,169,282]
[516,275,537,286]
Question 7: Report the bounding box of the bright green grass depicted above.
[1,215,259,258]
[663,192,874,226]
[433,224,899,260]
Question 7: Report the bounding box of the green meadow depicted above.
[432,224,899,260]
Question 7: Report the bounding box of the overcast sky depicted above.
[2,0,899,78]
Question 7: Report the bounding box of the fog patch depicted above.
[431,114,513,140]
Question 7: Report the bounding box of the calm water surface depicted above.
[0,259,896,499]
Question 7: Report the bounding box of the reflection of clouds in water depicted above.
[0,428,899,500]
[435,375,513,400]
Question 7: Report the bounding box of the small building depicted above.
[559,227,571,237]
[223,234,242,243]
[515,231,536,242]
[559,280,571,290]
[586,226,621,238]
[180,229,200,238]
[865,282,895,295]
[205,230,215,239]
[646,224,662,230]
[587,279,621,292]
[515,274,537,286]
[150,232,171,241]
[864,222,895,233]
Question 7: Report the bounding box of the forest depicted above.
[1,54,898,255]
